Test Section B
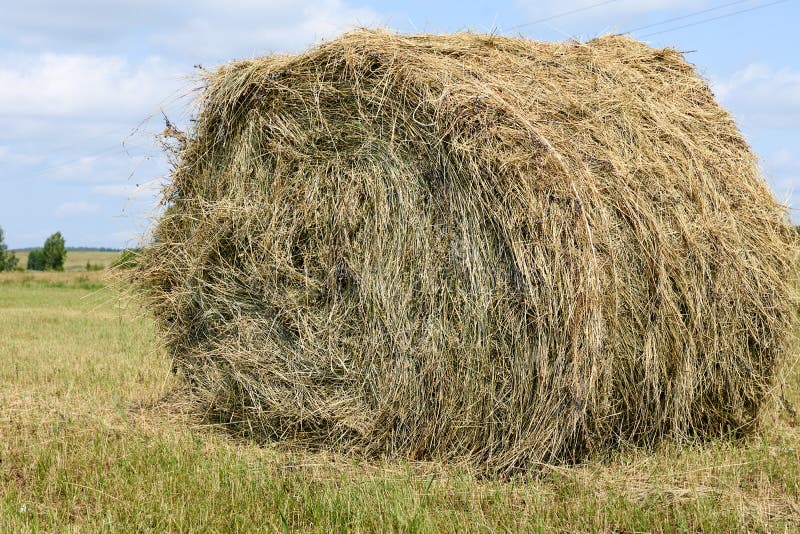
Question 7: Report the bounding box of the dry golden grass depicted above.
[0,270,106,286]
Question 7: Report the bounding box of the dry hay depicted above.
[135,30,798,474]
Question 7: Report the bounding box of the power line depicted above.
[510,0,621,31]
[621,0,753,35]
[639,0,791,38]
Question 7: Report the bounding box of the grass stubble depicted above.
[0,272,798,531]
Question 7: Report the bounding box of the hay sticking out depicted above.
[135,30,798,473]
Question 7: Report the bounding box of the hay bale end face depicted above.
[137,30,797,473]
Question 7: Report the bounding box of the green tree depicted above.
[27,248,46,271]
[0,226,18,271]
[5,252,18,271]
[0,226,6,271]
[42,232,67,271]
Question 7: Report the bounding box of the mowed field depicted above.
[1,272,799,532]
[11,250,122,272]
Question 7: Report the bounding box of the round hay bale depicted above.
[136,30,798,473]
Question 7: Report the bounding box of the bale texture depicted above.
[137,30,797,473]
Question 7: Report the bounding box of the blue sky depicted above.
[1,0,798,249]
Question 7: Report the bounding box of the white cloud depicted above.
[55,201,100,217]
[764,148,800,175]
[761,148,800,205]
[2,1,382,60]
[0,53,181,120]
[43,153,155,184]
[155,0,381,59]
[0,1,387,248]
[47,156,102,181]
[1,1,171,48]
[0,144,43,166]
[712,64,800,128]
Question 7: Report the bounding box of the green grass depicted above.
[1,272,799,532]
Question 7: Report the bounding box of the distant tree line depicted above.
[11,246,121,252]
[0,227,138,273]
[67,246,122,252]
